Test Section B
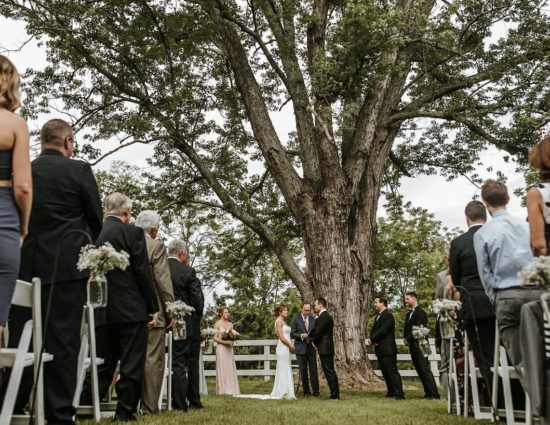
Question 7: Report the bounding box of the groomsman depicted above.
[168,239,205,411]
[81,193,159,421]
[290,302,320,397]
[312,297,340,400]
[6,119,102,424]
[135,210,175,414]
[403,292,440,399]
[368,295,404,400]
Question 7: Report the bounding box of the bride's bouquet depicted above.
[165,300,195,340]
[412,325,432,357]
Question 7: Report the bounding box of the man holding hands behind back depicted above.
[290,302,320,397]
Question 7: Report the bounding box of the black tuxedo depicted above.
[4,149,102,424]
[450,225,496,400]
[370,309,404,398]
[404,306,440,398]
[311,310,339,399]
[168,258,205,410]
[82,216,159,420]
[290,314,319,396]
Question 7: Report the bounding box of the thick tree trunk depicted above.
[299,186,382,388]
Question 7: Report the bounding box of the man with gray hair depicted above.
[167,238,204,411]
[135,210,175,414]
[81,193,159,421]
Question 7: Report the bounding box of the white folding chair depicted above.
[73,305,104,422]
[447,337,462,416]
[0,278,53,425]
[158,331,173,411]
[491,323,531,425]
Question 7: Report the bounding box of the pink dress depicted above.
[215,323,240,395]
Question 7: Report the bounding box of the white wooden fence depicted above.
[202,338,441,384]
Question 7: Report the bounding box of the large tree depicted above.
[2,0,549,385]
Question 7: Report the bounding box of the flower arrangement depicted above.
[222,328,240,341]
[77,243,130,307]
[432,299,461,339]
[519,257,550,291]
[77,243,130,276]
[165,300,195,340]
[412,325,432,357]
[201,328,216,353]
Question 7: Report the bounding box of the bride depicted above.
[270,304,296,399]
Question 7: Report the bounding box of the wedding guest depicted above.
[167,238,205,410]
[449,200,495,401]
[135,210,175,414]
[403,292,440,399]
[312,297,340,400]
[527,135,550,255]
[0,55,31,342]
[368,295,404,400]
[81,193,158,421]
[7,118,102,423]
[290,302,320,397]
[473,180,541,369]
[213,306,240,395]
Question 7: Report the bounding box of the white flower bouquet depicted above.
[412,325,432,357]
[77,243,130,307]
[432,299,461,339]
[201,328,216,353]
[519,257,550,291]
[166,300,195,340]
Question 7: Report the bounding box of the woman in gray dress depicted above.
[0,55,32,340]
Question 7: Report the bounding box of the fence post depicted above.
[264,345,270,382]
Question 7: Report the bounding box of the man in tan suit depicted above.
[136,210,175,414]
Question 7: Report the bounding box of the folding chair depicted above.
[491,323,531,425]
[0,278,53,425]
[73,305,104,422]
[158,331,173,411]
[447,337,462,416]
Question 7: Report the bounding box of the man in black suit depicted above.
[403,292,440,399]
[368,295,404,400]
[449,200,495,400]
[82,193,159,421]
[7,119,102,424]
[312,297,339,400]
[167,238,205,411]
[290,302,319,397]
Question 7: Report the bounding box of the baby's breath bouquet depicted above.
[519,257,550,291]
[432,299,461,339]
[166,300,195,340]
[77,243,130,307]
[412,325,432,357]
[201,328,216,353]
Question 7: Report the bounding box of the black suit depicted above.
[290,314,319,396]
[370,309,404,398]
[311,310,339,399]
[449,225,496,397]
[168,258,204,410]
[404,306,440,398]
[5,149,102,424]
[81,216,159,420]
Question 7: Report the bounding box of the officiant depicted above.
[290,302,319,397]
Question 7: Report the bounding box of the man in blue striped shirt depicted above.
[473,180,542,369]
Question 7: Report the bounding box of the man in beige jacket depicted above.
[136,210,175,414]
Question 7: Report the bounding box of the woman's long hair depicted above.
[0,55,21,112]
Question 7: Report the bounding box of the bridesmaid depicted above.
[0,55,32,342]
[213,306,240,395]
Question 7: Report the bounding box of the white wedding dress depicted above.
[235,320,296,400]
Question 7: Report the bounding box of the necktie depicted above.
[304,317,309,331]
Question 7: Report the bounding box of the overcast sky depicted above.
[1,17,529,234]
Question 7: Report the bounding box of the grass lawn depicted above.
[79,378,490,425]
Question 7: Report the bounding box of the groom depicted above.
[312,297,340,400]
[290,302,320,397]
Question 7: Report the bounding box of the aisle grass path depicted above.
[80,378,490,425]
